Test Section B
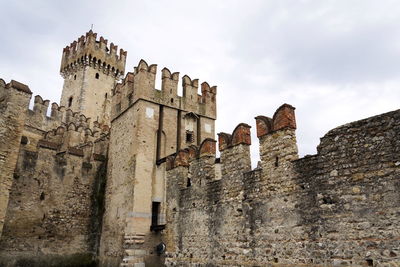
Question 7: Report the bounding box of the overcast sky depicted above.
[1,0,400,165]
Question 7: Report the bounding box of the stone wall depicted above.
[0,80,32,238]
[0,141,108,267]
[60,65,115,126]
[164,104,400,267]
[60,30,126,125]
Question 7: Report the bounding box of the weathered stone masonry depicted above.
[0,30,218,267]
[1,29,400,267]
[164,104,400,266]
[0,31,114,267]
[0,80,32,237]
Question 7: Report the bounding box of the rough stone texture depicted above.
[1,30,218,267]
[99,57,217,266]
[0,145,107,265]
[60,30,125,125]
[0,80,31,238]
[0,32,112,267]
[164,107,400,267]
[3,30,400,267]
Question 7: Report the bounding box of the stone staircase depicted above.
[120,233,147,267]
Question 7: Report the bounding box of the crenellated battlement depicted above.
[165,138,217,170]
[0,79,32,111]
[25,94,110,133]
[255,103,298,176]
[112,59,217,120]
[39,118,109,153]
[255,103,296,137]
[165,104,400,267]
[164,122,253,185]
[38,129,109,159]
[60,30,127,78]
[165,104,297,187]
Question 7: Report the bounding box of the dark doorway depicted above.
[152,201,160,227]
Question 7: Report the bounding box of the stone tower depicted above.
[99,60,217,266]
[59,30,127,125]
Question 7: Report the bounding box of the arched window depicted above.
[95,73,100,79]
[68,96,73,107]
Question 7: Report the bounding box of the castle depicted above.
[0,31,399,267]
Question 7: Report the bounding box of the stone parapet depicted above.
[164,104,400,266]
[112,59,217,121]
[60,30,126,78]
[0,79,32,238]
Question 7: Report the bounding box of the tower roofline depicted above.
[60,30,127,78]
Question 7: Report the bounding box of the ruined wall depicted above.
[0,80,32,238]
[0,137,108,267]
[164,104,400,267]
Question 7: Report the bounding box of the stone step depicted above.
[125,249,147,256]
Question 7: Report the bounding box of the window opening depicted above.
[151,202,160,227]
[20,136,29,145]
[95,73,100,79]
[68,97,73,107]
[186,131,194,143]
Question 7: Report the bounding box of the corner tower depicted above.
[59,30,127,124]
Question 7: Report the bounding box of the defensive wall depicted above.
[2,28,400,267]
[164,104,400,267]
[0,79,32,239]
[0,78,110,267]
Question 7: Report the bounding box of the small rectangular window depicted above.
[186,131,194,143]
[116,103,121,113]
[151,202,160,226]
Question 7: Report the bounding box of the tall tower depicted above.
[59,30,127,125]
[99,60,217,266]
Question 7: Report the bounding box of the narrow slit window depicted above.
[95,73,100,79]
[68,97,73,107]
[20,136,29,145]
[186,131,194,143]
[116,103,121,113]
